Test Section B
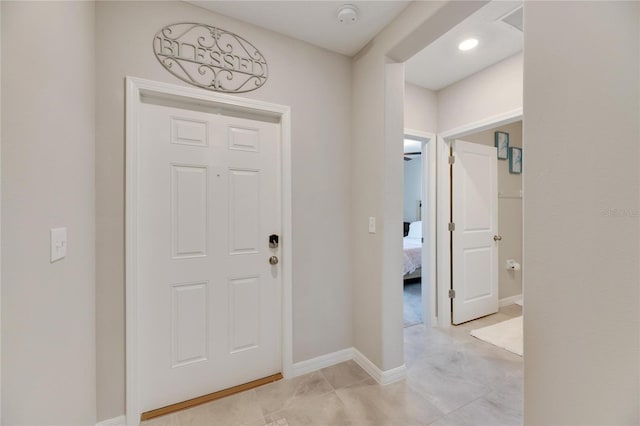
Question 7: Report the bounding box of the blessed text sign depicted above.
[154,23,268,93]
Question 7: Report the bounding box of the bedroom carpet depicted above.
[470,316,523,356]
[403,281,422,327]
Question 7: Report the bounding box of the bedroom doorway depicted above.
[403,130,436,328]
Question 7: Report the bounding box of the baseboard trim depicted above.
[290,347,354,377]
[352,348,406,385]
[378,363,407,385]
[96,415,126,426]
[499,294,523,307]
[292,347,406,385]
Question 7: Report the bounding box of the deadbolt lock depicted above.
[269,234,279,248]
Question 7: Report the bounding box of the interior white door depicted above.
[138,100,282,412]
[451,139,499,325]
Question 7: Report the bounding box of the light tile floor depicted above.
[143,305,523,426]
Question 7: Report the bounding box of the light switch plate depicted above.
[50,227,67,263]
[368,217,376,234]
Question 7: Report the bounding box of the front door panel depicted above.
[138,101,282,411]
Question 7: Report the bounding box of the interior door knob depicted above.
[493,235,502,241]
[269,256,279,265]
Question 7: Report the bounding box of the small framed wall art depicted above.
[495,131,509,160]
[509,147,523,174]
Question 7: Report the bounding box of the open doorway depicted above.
[450,121,524,314]
[402,131,436,329]
[402,135,423,327]
[439,117,525,324]
[439,120,524,355]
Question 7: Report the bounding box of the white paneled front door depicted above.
[451,139,499,325]
[138,101,282,412]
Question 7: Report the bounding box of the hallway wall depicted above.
[1,2,96,424]
[404,83,437,133]
[437,52,522,133]
[523,2,639,423]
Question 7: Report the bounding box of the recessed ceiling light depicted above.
[458,38,479,51]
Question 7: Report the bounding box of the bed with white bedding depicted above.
[404,221,423,280]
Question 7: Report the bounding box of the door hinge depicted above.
[448,155,455,165]
[448,222,455,231]
[449,289,456,299]
[421,237,424,243]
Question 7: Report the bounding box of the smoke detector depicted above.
[337,5,358,25]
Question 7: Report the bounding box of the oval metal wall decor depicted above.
[153,23,268,93]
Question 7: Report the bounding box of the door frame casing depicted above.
[436,108,523,327]
[403,129,436,326]
[125,77,293,425]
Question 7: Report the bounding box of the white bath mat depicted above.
[470,316,523,356]
[264,418,289,426]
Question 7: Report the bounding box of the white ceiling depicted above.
[405,1,523,91]
[188,1,410,56]
[187,1,522,91]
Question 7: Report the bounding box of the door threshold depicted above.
[140,373,283,421]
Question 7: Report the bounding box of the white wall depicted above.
[463,121,522,300]
[523,2,639,424]
[437,52,522,133]
[1,2,96,424]
[95,1,352,420]
[381,62,405,368]
[404,82,437,133]
[403,159,422,223]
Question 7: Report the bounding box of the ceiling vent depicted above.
[500,6,523,32]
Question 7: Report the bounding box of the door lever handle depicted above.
[493,235,502,241]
